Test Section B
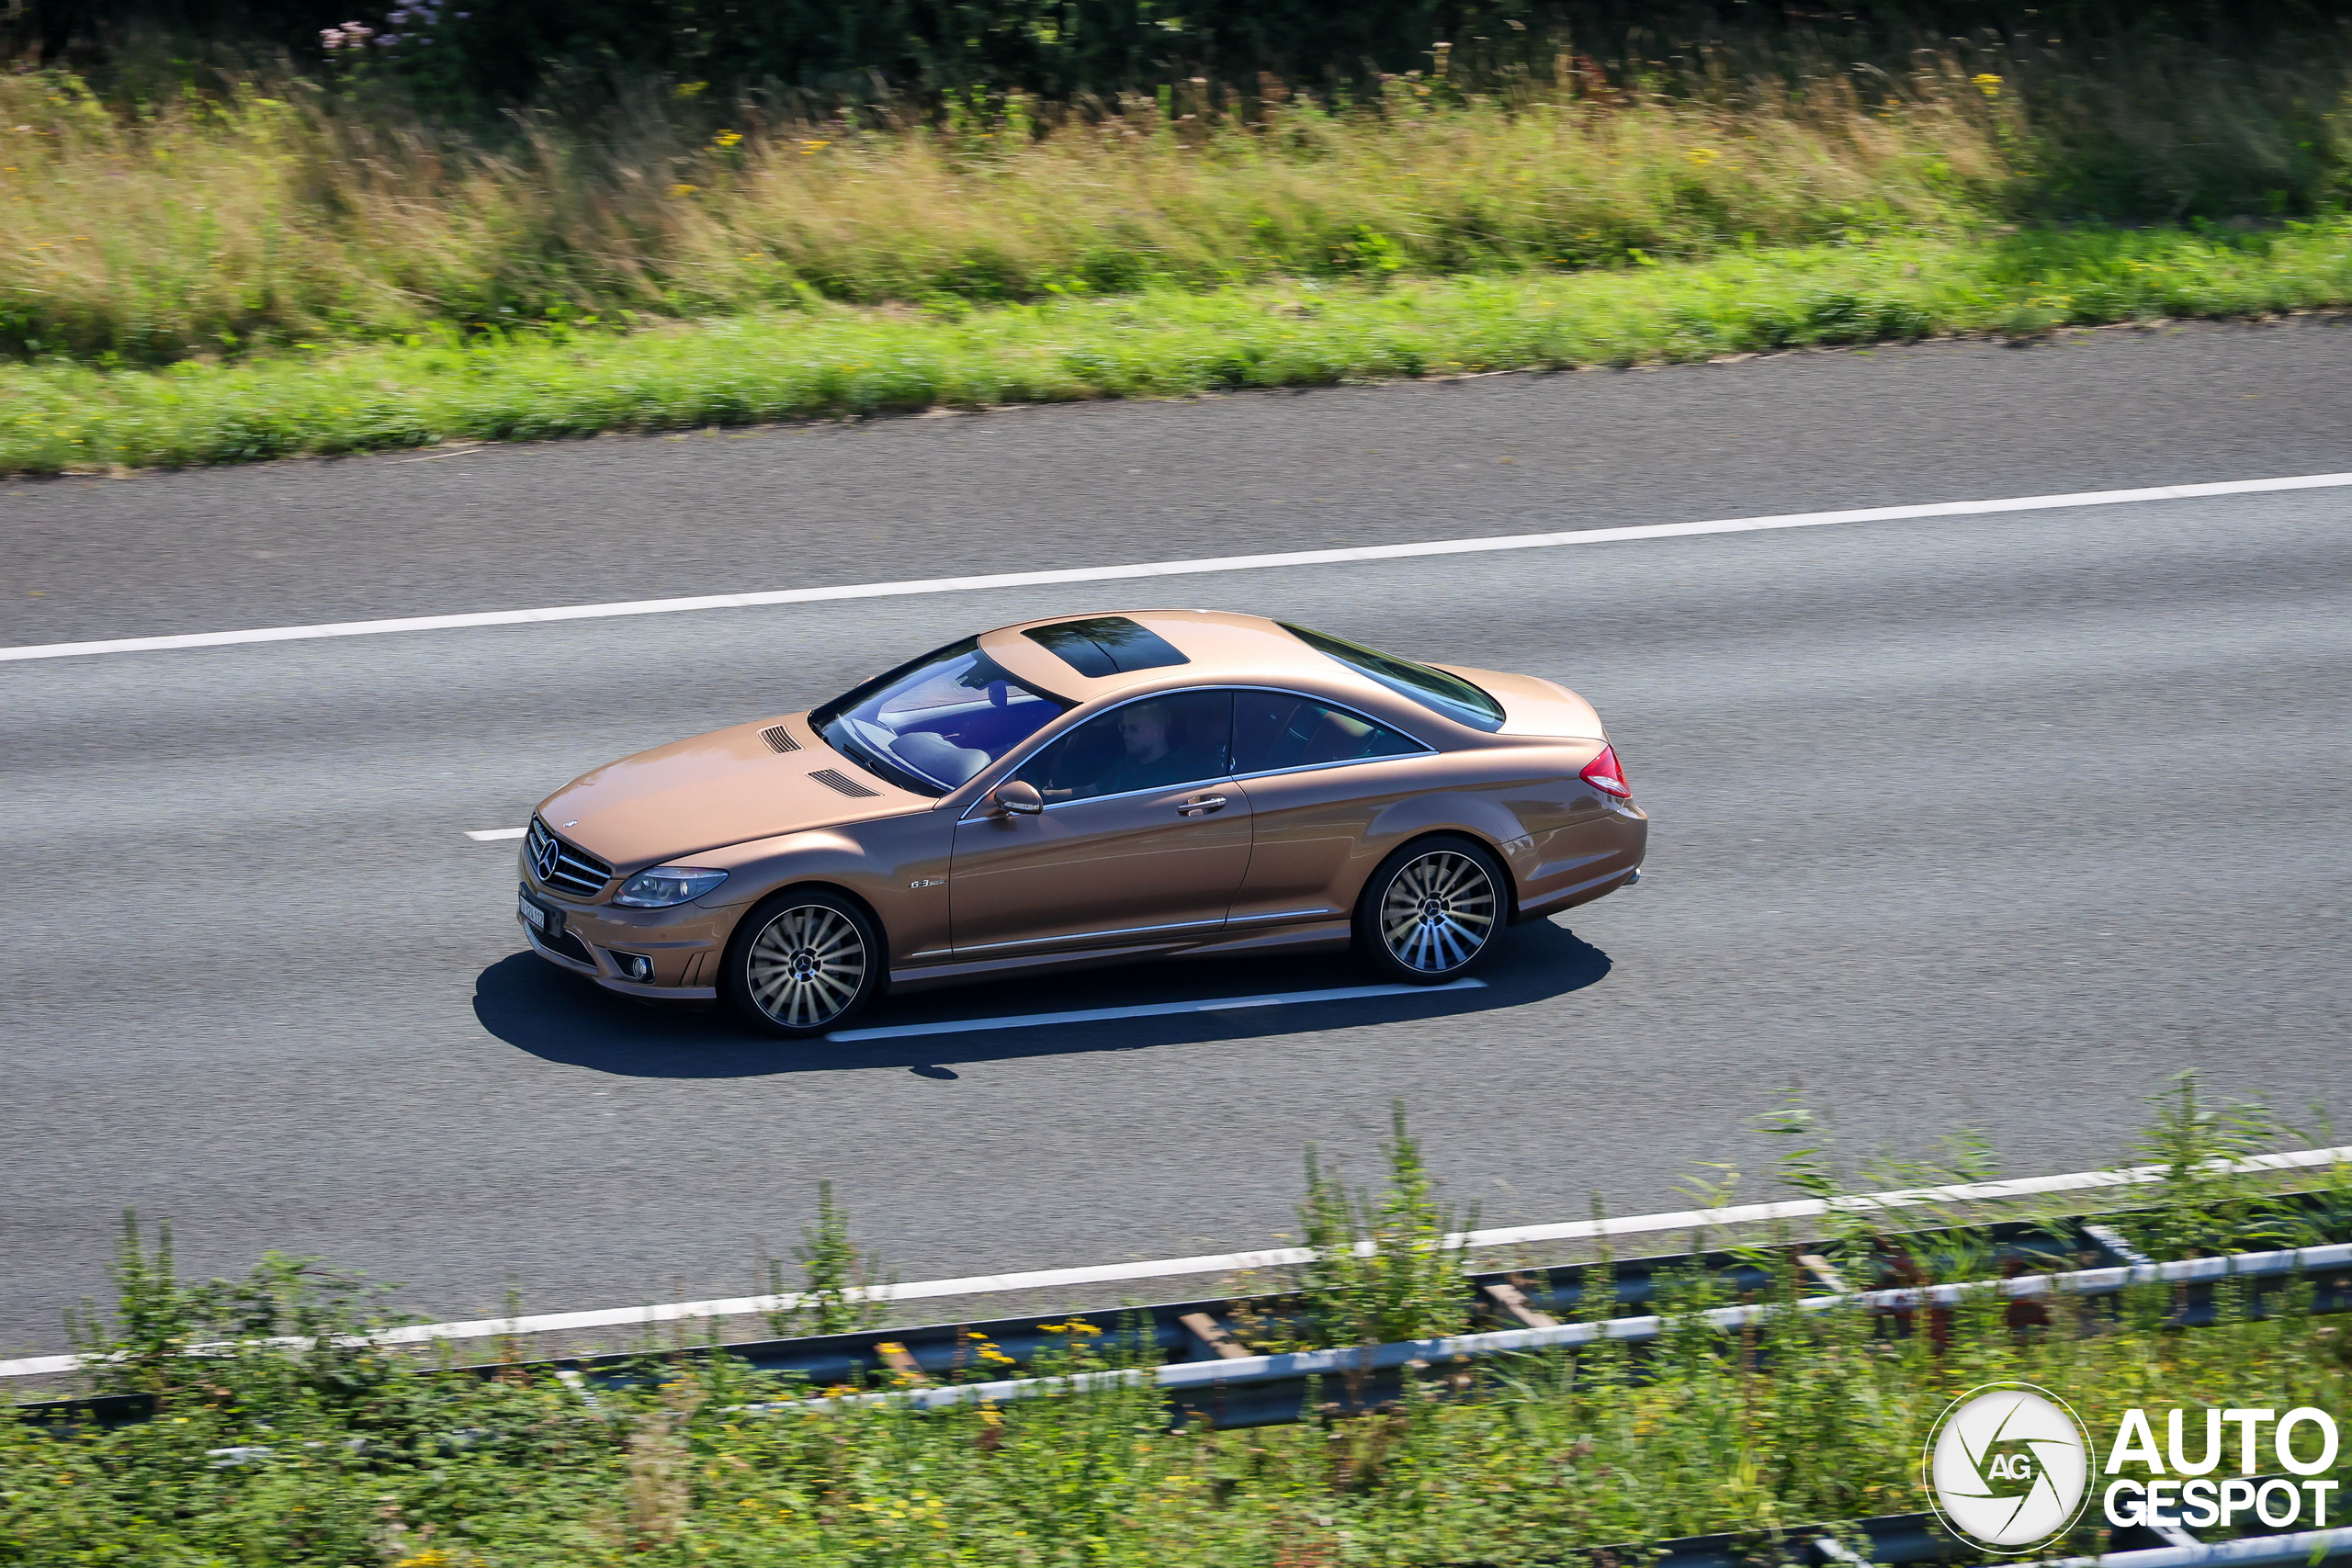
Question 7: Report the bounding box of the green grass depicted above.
[6,220,2350,477]
[10,1301,2350,1567]
[10,1079,2352,1566]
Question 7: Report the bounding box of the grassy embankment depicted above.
[2,39,2349,472]
[8,1086,2352,1565]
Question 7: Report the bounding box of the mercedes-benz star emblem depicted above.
[531,831,560,883]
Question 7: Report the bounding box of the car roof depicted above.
[978,610,1350,701]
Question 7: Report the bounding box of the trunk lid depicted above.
[1430,665,1606,739]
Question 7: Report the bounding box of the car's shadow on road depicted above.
[474,920,1613,1080]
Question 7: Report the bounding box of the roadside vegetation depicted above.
[10,223,2352,473]
[9,1078,2352,1565]
[6,12,2352,471]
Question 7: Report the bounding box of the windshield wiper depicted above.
[818,720,944,797]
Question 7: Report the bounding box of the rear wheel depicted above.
[724,890,880,1037]
[1352,836,1506,984]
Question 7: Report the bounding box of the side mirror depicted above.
[990,779,1044,817]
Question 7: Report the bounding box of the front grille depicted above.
[526,818,614,898]
[808,768,878,798]
[760,723,800,754]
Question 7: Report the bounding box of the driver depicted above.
[1027,694,1226,802]
[1088,701,1182,798]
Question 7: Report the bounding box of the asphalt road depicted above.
[4,321,2348,1354]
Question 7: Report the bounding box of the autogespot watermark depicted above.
[1925,1383,2096,1552]
[1924,1385,2343,1555]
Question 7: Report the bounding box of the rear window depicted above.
[1023,616,1190,679]
[1278,623,1505,732]
[1233,692,1422,774]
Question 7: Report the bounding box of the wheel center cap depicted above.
[1420,897,1447,921]
[792,951,819,977]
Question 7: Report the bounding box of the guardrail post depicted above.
[1482,1281,1558,1329]
[1178,1312,1251,1359]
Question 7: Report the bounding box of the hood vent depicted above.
[808,769,878,798]
[761,724,800,754]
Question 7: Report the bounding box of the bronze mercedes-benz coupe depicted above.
[516,610,1647,1036]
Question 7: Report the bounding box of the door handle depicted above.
[1176,795,1227,817]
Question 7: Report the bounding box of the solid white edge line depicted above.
[464,827,526,841]
[9,1145,2346,1379]
[825,977,1486,1042]
[8,471,2350,663]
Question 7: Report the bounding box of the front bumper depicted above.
[517,882,727,999]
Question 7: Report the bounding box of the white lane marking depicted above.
[389,445,488,465]
[7,470,2348,664]
[7,1145,2343,1378]
[826,977,1485,1042]
[465,827,526,841]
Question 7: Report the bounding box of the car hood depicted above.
[1431,665,1606,739]
[537,717,919,872]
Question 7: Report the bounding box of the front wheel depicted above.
[1353,836,1506,984]
[723,890,881,1037]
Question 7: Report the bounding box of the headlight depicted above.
[611,867,729,908]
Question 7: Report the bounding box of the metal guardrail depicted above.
[536,1209,2312,1404]
[755,1240,2352,1426]
[1632,1515,2352,1568]
[24,1234,2352,1568]
[2037,1529,2352,1568]
[17,1145,2346,1383]
[18,1205,2351,1436]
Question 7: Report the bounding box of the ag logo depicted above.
[1924,1382,2092,1553]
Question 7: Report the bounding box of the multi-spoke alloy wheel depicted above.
[1355,839,1505,983]
[725,891,880,1036]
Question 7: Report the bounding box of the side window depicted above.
[1018,690,1234,804]
[1233,691,1421,775]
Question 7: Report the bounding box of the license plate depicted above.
[517,894,548,931]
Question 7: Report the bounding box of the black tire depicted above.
[1351,835,1508,984]
[722,889,882,1038]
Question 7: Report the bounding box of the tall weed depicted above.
[1295,1102,1476,1348]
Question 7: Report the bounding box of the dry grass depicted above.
[8,32,2349,462]
[0,65,2018,364]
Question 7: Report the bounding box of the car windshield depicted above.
[810,637,1071,795]
[1279,623,1506,732]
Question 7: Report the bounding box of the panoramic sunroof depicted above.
[1021,615,1191,678]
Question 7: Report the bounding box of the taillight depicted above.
[1580,743,1632,799]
